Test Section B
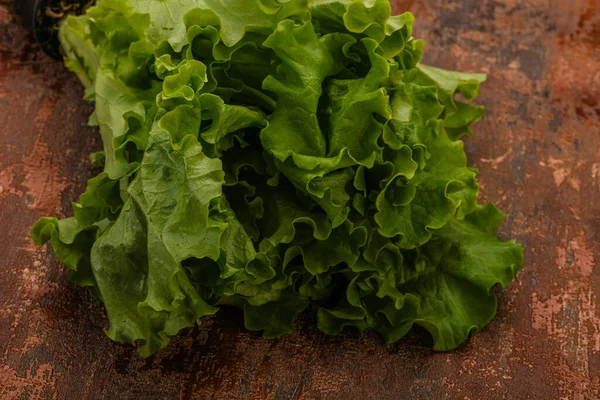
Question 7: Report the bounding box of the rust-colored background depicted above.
[1,0,599,398]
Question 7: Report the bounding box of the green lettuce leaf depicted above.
[33,0,523,356]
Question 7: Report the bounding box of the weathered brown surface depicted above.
[1,0,599,398]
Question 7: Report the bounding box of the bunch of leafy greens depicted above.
[31,0,523,357]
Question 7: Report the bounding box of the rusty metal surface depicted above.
[1,0,599,398]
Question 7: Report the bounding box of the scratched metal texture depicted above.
[1,0,599,399]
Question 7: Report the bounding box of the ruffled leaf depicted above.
[33,0,523,357]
